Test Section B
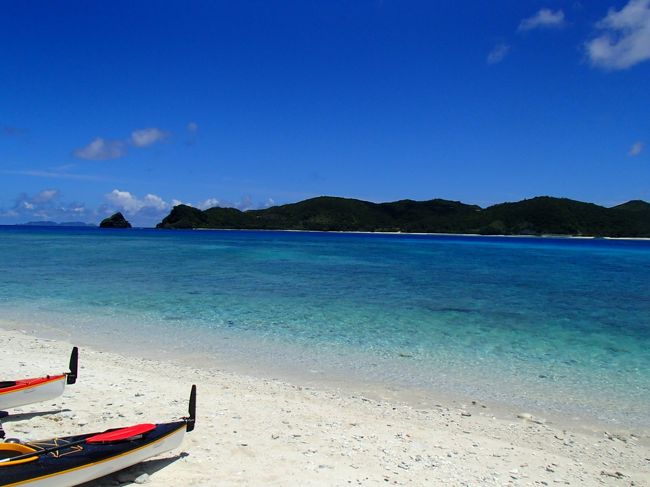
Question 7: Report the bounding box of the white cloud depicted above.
[235,195,253,211]
[33,189,59,203]
[105,189,170,215]
[130,128,169,147]
[518,9,566,31]
[629,141,645,156]
[74,137,126,160]
[586,0,650,69]
[197,198,220,210]
[487,43,510,64]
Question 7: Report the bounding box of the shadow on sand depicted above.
[0,408,72,423]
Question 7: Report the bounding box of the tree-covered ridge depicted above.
[156,196,650,237]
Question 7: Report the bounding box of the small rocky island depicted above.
[100,212,132,228]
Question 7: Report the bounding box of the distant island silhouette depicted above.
[156,196,650,238]
[21,221,96,227]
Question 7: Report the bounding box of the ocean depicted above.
[1,226,648,428]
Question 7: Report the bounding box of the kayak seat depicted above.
[0,443,38,466]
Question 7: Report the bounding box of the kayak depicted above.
[0,348,78,413]
[0,385,196,487]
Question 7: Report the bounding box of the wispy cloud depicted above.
[518,9,566,32]
[130,127,169,147]
[0,189,92,222]
[2,168,111,182]
[1,187,277,225]
[586,0,650,70]
[235,195,253,211]
[2,125,27,136]
[176,195,273,211]
[74,137,127,160]
[487,43,511,64]
[29,189,59,205]
[196,197,220,210]
[629,141,645,156]
[185,122,199,146]
[74,126,170,160]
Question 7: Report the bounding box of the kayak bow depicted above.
[0,348,78,413]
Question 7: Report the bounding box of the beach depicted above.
[2,327,648,486]
[5,1,650,485]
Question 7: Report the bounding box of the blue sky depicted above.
[1,0,649,226]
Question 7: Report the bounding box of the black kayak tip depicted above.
[67,347,78,385]
[186,384,196,432]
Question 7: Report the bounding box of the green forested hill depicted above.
[156,196,650,237]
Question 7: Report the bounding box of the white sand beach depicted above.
[1,327,648,486]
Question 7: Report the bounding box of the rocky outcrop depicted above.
[100,212,132,229]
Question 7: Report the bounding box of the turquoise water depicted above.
[1,227,649,427]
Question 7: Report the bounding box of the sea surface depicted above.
[1,226,649,428]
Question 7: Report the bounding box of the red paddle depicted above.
[87,424,155,443]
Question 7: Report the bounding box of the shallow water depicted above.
[1,227,649,427]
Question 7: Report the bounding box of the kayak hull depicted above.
[0,421,187,487]
[0,376,66,411]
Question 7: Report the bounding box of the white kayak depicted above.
[0,348,78,412]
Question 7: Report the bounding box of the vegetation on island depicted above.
[100,212,132,229]
[156,196,650,238]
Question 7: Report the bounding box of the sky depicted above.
[1,0,649,226]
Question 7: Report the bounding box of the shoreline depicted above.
[2,326,649,485]
[2,317,648,436]
[186,227,650,241]
[5,224,650,241]
[3,317,647,436]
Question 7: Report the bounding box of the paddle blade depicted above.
[186,385,196,432]
[67,347,78,385]
[87,423,156,443]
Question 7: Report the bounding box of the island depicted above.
[100,212,132,229]
[155,196,650,238]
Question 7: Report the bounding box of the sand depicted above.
[1,328,648,486]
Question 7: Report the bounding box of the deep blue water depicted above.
[1,226,649,426]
